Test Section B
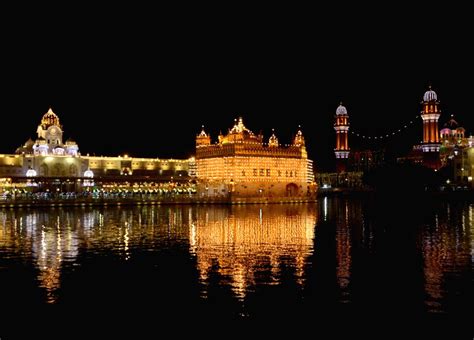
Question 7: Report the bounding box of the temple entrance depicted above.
[286,183,299,197]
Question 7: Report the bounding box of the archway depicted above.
[286,183,299,197]
[39,164,48,176]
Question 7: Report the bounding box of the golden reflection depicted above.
[30,213,79,303]
[189,205,317,299]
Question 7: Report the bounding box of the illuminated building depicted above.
[334,103,350,173]
[0,108,195,193]
[195,117,316,202]
[420,87,441,169]
[438,114,473,187]
[439,115,473,166]
[440,115,467,147]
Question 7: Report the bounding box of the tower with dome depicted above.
[334,103,350,172]
[420,86,442,169]
[16,108,80,157]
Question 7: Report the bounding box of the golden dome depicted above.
[41,108,60,128]
[268,129,279,147]
[222,117,262,144]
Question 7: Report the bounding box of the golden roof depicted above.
[41,108,60,128]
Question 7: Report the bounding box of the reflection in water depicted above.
[335,199,352,302]
[0,200,472,320]
[421,204,473,312]
[0,207,193,304]
[189,205,317,299]
[1,210,81,303]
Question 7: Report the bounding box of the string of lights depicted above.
[350,115,420,140]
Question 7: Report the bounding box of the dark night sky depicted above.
[2,7,473,171]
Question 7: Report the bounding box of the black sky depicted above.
[2,7,473,171]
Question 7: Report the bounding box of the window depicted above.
[242,170,246,177]
[285,170,288,177]
[253,169,257,176]
[278,170,281,177]
[289,171,293,177]
[266,169,270,176]
[259,169,264,176]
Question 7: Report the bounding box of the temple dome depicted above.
[336,104,347,115]
[268,129,279,147]
[444,115,459,129]
[423,87,438,102]
[41,108,60,127]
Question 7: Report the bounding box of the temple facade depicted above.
[0,108,194,194]
[195,118,316,202]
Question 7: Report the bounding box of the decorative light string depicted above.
[349,115,420,140]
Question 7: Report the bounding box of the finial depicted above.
[339,101,343,106]
[201,125,205,129]
[272,128,275,133]
[428,84,432,90]
[298,124,301,129]
[451,114,454,118]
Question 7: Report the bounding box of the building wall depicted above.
[0,153,193,180]
[0,154,24,177]
[197,156,310,198]
[83,156,190,178]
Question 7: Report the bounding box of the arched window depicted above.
[40,164,48,176]
[69,164,78,176]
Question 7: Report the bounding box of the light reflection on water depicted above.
[0,199,472,319]
[189,205,317,299]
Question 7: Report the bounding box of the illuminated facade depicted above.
[195,118,316,201]
[0,108,194,193]
[334,103,350,173]
[421,87,441,169]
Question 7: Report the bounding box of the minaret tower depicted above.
[334,103,350,172]
[420,86,441,169]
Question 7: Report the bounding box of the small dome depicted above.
[336,104,347,115]
[41,107,60,128]
[423,87,438,102]
[84,169,94,178]
[268,129,279,147]
[444,115,459,129]
[293,126,305,146]
[26,168,37,177]
[198,125,208,137]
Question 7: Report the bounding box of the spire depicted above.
[268,128,279,147]
[294,125,305,146]
[198,125,208,137]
